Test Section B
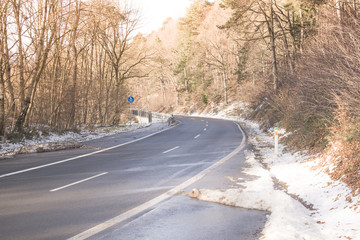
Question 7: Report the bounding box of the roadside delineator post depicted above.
[274,127,279,156]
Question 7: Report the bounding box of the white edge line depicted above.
[50,172,108,192]
[68,122,246,240]
[0,125,178,179]
[162,146,180,154]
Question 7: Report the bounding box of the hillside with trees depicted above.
[1,0,359,194]
[134,0,360,195]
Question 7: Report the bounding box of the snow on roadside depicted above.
[187,103,360,240]
[0,117,168,157]
[188,150,326,239]
[248,122,360,239]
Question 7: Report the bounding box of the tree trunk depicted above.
[269,1,279,93]
[113,66,121,124]
[275,13,294,73]
[13,0,26,110]
[0,2,8,140]
[222,68,228,104]
[258,0,279,93]
[1,6,15,131]
[335,0,342,21]
[299,8,304,54]
[68,0,80,129]
[160,77,166,105]
[0,63,5,140]
[352,0,357,17]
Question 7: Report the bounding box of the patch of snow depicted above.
[186,102,360,240]
[0,117,168,157]
[248,126,360,239]
[187,150,326,239]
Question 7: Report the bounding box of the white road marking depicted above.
[162,146,180,154]
[68,122,247,240]
[125,186,175,194]
[50,172,108,192]
[0,126,176,179]
[204,128,207,131]
[194,134,201,139]
[168,162,207,168]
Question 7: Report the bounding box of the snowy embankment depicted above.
[0,117,169,158]
[187,103,360,240]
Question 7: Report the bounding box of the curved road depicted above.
[0,116,263,240]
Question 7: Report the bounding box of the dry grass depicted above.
[317,109,360,197]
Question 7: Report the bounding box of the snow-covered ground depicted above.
[0,117,169,158]
[188,103,360,240]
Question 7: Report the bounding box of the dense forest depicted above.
[1,0,359,192]
[0,0,148,135]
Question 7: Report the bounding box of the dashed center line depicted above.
[204,128,207,131]
[50,172,108,192]
[162,146,180,154]
[0,125,177,180]
[68,122,247,240]
[194,134,201,139]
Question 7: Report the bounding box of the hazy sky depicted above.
[131,0,193,35]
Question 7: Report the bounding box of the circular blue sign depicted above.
[128,96,134,103]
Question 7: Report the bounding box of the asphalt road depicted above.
[0,116,266,240]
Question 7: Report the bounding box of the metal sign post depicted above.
[128,96,134,125]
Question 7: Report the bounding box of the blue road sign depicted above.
[128,96,134,103]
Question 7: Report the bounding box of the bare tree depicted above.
[219,0,282,92]
[14,0,58,132]
[96,1,148,123]
[68,0,81,129]
[205,33,236,104]
[0,0,10,140]
[0,0,152,141]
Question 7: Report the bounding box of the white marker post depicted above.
[274,127,279,156]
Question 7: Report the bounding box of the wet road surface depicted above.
[0,116,268,239]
